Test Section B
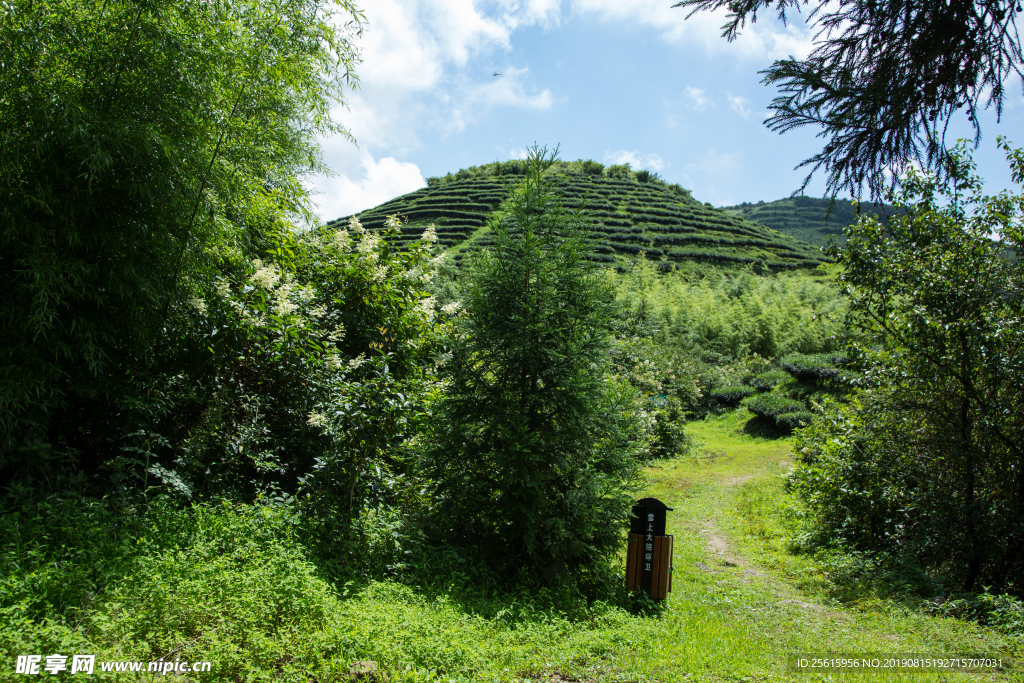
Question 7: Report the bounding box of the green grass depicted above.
[640,408,1022,681]
[3,410,1020,681]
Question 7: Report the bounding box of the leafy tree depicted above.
[0,0,362,460]
[788,140,1024,592]
[424,147,641,586]
[606,163,634,180]
[674,0,1024,199]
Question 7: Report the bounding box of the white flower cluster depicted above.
[189,296,207,315]
[347,353,367,371]
[241,310,265,328]
[333,228,351,251]
[215,280,231,299]
[385,214,403,230]
[307,411,329,429]
[416,295,436,317]
[420,224,438,244]
[370,264,389,282]
[250,259,281,290]
[273,283,297,317]
[356,231,379,254]
[349,216,365,234]
[440,301,461,315]
[402,267,433,285]
[328,323,346,342]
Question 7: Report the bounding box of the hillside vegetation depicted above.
[5,0,1024,674]
[721,196,900,245]
[329,160,827,271]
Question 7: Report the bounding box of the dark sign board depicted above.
[626,497,674,600]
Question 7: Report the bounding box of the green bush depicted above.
[779,353,846,382]
[710,385,757,405]
[614,260,851,359]
[0,496,339,680]
[789,145,1024,594]
[0,0,362,455]
[743,393,805,420]
[932,591,1024,641]
[775,410,815,433]
[748,370,790,390]
[424,147,640,588]
[607,163,634,180]
[649,397,697,460]
[635,169,662,184]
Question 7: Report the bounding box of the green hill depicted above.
[328,160,827,271]
[721,196,900,246]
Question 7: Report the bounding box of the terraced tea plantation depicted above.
[328,166,827,270]
[721,196,899,246]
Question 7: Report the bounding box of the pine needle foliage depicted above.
[424,146,641,588]
[674,0,1024,199]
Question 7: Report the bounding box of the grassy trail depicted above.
[628,408,1022,682]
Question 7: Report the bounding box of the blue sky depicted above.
[307,0,1024,222]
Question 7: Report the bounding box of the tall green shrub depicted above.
[424,147,640,586]
[789,141,1024,592]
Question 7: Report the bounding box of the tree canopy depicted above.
[0,0,362,455]
[424,147,642,586]
[674,0,1024,199]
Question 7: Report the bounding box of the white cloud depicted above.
[570,0,814,61]
[344,0,561,142]
[309,152,425,221]
[445,67,554,132]
[725,93,753,120]
[675,150,747,206]
[604,150,667,172]
[727,92,771,121]
[503,146,531,159]
[309,0,562,216]
[684,87,710,111]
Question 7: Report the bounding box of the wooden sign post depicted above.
[626,497,674,600]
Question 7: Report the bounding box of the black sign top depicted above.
[630,497,672,536]
[635,497,673,512]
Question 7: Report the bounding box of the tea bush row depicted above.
[666,249,759,264]
[710,385,757,406]
[403,208,488,223]
[779,353,847,381]
[747,370,790,390]
[744,393,805,419]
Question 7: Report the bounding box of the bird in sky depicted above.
[493,72,501,77]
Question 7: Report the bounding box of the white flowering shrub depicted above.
[135,215,444,517]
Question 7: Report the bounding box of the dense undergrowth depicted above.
[0,494,673,682]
